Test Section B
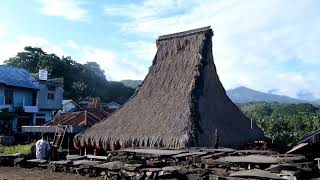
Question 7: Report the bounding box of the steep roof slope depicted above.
[0,65,38,89]
[74,27,264,150]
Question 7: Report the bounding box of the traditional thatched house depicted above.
[74,26,264,150]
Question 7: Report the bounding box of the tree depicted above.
[4,46,135,104]
[38,53,65,77]
[84,62,106,80]
[5,46,45,72]
[239,102,320,145]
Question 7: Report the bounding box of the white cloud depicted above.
[81,46,147,80]
[19,35,65,56]
[81,47,115,68]
[65,40,79,49]
[35,0,88,21]
[0,35,65,64]
[104,0,320,98]
[297,90,316,101]
[104,0,196,19]
[1,0,320,98]
[0,34,145,81]
[0,27,6,39]
[125,41,156,61]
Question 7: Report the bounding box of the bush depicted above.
[0,144,33,155]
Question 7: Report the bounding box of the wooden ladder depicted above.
[52,125,67,150]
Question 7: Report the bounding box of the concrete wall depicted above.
[35,110,53,123]
[38,82,63,110]
[0,85,36,112]
[13,89,34,107]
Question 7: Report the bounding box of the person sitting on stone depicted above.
[35,134,51,160]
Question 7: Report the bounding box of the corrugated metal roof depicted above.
[22,109,110,133]
[52,109,111,127]
[0,65,38,89]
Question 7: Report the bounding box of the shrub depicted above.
[0,144,33,155]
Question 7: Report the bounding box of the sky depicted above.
[0,0,320,99]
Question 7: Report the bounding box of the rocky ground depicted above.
[1,147,320,179]
[0,166,97,180]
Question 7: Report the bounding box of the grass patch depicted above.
[0,144,33,155]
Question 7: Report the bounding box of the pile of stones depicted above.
[2,147,320,179]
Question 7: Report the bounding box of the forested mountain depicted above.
[238,102,320,145]
[227,86,308,104]
[4,46,135,104]
[312,99,320,105]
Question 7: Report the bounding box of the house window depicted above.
[47,85,56,100]
[47,93,55,100]
[4,89,13,105]
[32,91,37,106]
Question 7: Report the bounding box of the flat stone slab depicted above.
[201,148,235,153]
[280,170,298,176]
[119,148,187,157]
[50,160,71,165]
[200,154,214,159]
[233,150,278,155]
[120,169,136,177]
[162,166,187,174]
[96,161,124,170]
[277,154,306,163]
[217,155,279,164]
[266,164,298,172]
[86,154,110,160]
[66,154,86,161]
[27,159,47,164]
[230,169,284,179]
[123,163,143,171]
[172,151,208,158]
[0,153,21,157]
[72,160,101,166]
[142,168,163,172]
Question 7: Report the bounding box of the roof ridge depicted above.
[157,26,212,41]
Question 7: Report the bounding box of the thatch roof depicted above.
[74,26,264,150]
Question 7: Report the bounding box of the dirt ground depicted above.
[0,167,98,180]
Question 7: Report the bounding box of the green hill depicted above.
[238,102,320,145]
